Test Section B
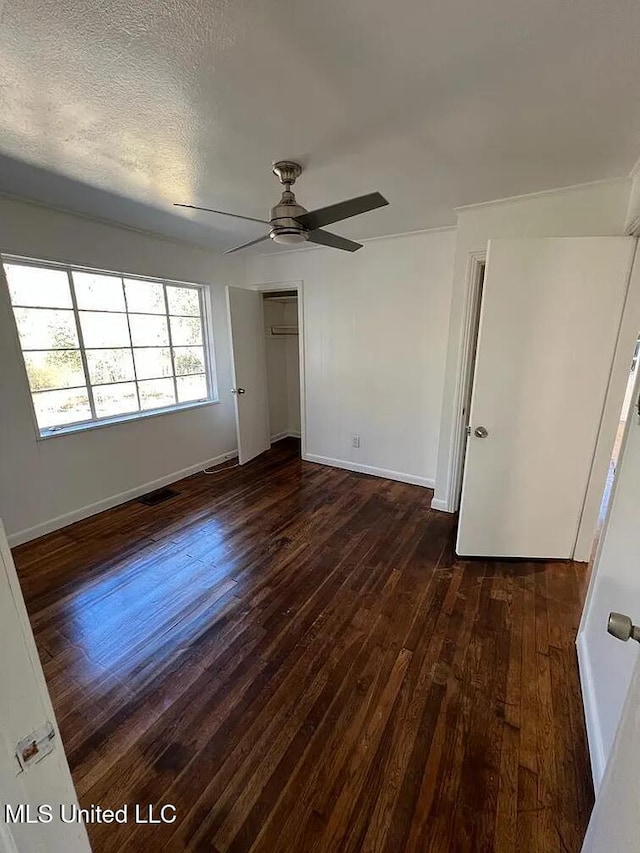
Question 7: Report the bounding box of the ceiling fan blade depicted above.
[307,229,362,252]
[174,203,269,225]
[223,234,271,255]
[294,192,388,231]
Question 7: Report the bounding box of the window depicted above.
[3,259,217,437]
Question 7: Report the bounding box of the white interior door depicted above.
[0,520,90,853]
[226,286,270,465]
[457,237,634,559]
[581,651,640,852]
[577,364,640,786]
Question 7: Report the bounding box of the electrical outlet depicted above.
[352,434,360,448]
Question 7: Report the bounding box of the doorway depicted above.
[262,289,301,454]
[226,282,305,465]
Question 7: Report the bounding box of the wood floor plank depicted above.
[493,572,523,853]
[12,439,594,852]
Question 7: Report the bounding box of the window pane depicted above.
[79,312,130,347]
[13,308,79,349]
[33,388,91,429]
[124,279,165,314]
[167,286,200,316]
[93,382,139,418]
[173,346,205,375]
[73,272,125,311]
[23,350,85,391]
[4,264,72,308]
[133,347,172,379]
[177,374,207,403]
[138,378,175,410]
[170,316,202,346]
[86,349,135,385]
[129,314,168,347]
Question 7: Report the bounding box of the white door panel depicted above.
[581,652,640,852]
[0,521,90,852]
[457,237,634,558]
[226,286,270,465]
[578,362,640,786]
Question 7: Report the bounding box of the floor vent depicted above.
[137,487,179,507]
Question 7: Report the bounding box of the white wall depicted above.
[433,178,632,511]
[264,300,289,438]
[285,301,301,437]
[0,197,244,544]
[247,229,457,486]
[625,164,640,233]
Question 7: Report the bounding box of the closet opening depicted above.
[262,289,301,456]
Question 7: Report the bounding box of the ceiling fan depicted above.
[174,161,389,255]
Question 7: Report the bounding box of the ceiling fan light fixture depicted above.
[271,231,307,245]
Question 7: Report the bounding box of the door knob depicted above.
[608,612,640,643]
[231,388,246,395]
[474,426,489,438]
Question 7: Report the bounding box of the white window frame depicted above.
[2,254,220,440]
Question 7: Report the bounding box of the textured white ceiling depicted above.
[1,0,640,251]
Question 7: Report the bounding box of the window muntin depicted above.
[3,260,215,436]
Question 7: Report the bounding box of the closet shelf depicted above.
[268,325,299,337]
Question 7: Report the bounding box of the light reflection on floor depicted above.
[64,517,235,683]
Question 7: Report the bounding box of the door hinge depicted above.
[465,426,471,436]
[16,721,56,772]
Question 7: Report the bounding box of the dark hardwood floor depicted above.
[12,439,594,852]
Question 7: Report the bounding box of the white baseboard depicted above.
[430,498,454,513]
[270,431,301,443]
[8,450,239,547]
[303,453,434,488]
[576,632,606,791]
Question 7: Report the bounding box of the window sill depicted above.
[36,398,220,441]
